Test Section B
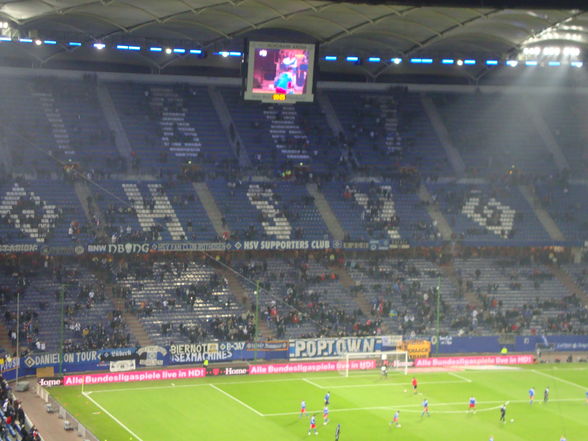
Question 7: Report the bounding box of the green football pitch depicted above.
[49,363,588,441]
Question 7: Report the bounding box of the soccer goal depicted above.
[338,350,409,377]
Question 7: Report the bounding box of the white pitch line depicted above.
[262,397,584,417]
[90,383,211,394]
[302,378,324,389]
[306,380,467,390]
[82,391,145,441]
[209,384,264,416]
[448,372,472,383]
[86,377,467,395]
[89,377,329,394]
[531,369,588,391]
[318,373,405,380]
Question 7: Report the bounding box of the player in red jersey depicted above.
[300,400,306,418]
[308,415,318,435]
[412,377,418,394]
[468,396,476,413]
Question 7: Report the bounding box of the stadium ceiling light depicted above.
[367,57,381,62]
[19,38,32,43]
[548,61,561,66]
[410,58,430,64]
[525,60,538,66]
[173,48,186,54]
[43,40,56,45]
[150,47,162,52]
[543,46,560,56]
[93,43,105,50]
[441,59,455,64]
[456,59,463,66]
[34,39,42,46]
[523,46,541,56]
[189,49,202,55]
[165,47,173,54]
[346,56,359,62]
[324,55,337,61]
[463,59,476,65]
[485,60,498,65]
[68,42,82,47]
[219,51,229,57]
[563,46,580,57]
[391,57,402,64]
[506,60,519,67]
[571,61,583,68]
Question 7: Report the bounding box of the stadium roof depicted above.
[1,0,588,79]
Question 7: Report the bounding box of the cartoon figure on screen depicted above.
[274,69,295,94]
[281,51,298,74]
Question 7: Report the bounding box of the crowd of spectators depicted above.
[177,314,255,343]
[0,260,131,355]
[347,258,449,337]
[0,375,41,441]
[113,260,255,343]
[238,255,381,339]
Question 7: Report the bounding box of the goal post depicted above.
[339,350,409,377]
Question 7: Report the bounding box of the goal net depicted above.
[338,350,409,377]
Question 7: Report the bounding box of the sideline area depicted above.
[14,388,84,441]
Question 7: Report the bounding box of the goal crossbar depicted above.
[341,350,408,377]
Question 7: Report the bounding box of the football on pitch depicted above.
[510,419,515,423]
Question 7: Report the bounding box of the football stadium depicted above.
[0,0,586,440]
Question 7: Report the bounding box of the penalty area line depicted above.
[316,380,467,390]
[448,372,472,383]
[531,369,588,390]
[302,378,324,388]
[81,391,145,441]
[209,384,264,416]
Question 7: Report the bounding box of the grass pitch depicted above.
[49,363,588,441]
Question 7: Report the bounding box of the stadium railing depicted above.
[35,384,99,441]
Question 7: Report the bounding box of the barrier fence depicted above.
[34,383,100,441]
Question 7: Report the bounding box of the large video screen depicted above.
[243,41,317,103]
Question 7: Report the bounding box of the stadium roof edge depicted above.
[324,0,588,10]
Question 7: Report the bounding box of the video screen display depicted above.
[244,41,316,103]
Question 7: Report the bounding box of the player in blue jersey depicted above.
[323,406,329,425]
[390,410,400,427]
[300,400,306,418]
[529,387,535,405]
[421,399,430,417]
[324,391,331,406]
[308,415,318,435]
[468,396,476,413]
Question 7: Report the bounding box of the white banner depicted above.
[109,359,136,372]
